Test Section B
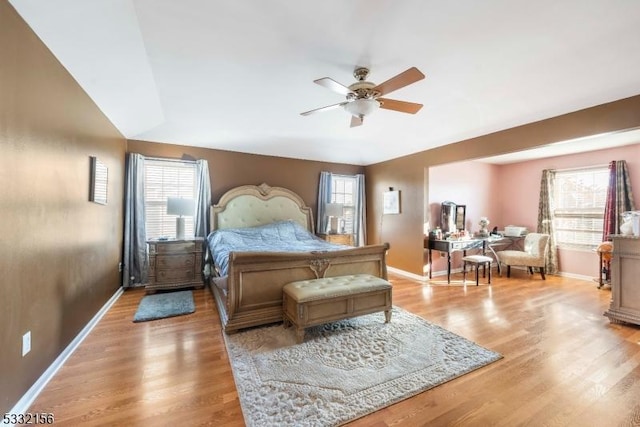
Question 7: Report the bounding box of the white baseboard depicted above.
[390,265,594,284]
[556,271,597,283]
[387,266,471,281]
[10,286,124,417]
[387,266,428,281]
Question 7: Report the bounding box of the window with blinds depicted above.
[553,166,609,248]
[331,175,357,234]
[144,159,197,239]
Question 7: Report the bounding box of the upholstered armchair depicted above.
[496,233,550,279]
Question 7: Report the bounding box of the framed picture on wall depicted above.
[383,190,400,214]
[89,156,108,205]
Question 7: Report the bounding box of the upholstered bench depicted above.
[282,274,392,343]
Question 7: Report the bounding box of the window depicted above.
[330,175,357,234]
[553,166,609,248]
[144,159,197,239]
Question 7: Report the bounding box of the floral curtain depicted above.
[602,160,635,241]
[537,169,558,274]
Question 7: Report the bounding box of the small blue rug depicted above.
[133,290,195,322]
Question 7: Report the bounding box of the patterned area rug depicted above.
[224,306,502,426]
[133,290,195,322]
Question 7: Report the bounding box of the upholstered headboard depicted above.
[211,183,314,233]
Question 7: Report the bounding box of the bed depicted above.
[205,183,389,333]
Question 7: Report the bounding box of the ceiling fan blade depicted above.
[300,101,349,116]
[314,77,354,96]
[350,115,363,128]
[373,67,425,96]
[378,98,423,114]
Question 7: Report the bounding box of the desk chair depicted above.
[462,255,493,285]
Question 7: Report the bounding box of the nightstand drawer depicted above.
[157,254,195,269]
[318,233,355,246]
[156,242,195,253]
[146,237,205,293]
[157,268,195,283]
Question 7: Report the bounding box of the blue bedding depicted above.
[206,220,348,276]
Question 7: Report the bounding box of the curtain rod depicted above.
[146,155,197,164]
[553,163,609,173]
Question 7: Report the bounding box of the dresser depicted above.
[147,237,204,293]
[604,235,640,326]
[318,233,355,246]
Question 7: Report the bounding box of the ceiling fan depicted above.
[300,66,425,127]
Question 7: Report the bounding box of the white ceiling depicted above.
[10,0,640,165]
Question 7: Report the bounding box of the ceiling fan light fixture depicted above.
[344,98,380,118]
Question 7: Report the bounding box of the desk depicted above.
[427,238,484,284]
[426,235,525,283]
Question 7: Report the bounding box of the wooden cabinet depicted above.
[604,235,640,326]
[318,233,355,246]
[147,238,204,293]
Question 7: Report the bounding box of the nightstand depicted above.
[317,233,355,246]
[146,237,204,293]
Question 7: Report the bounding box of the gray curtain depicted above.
[354,174,367,246]
[122,153,148,287]
[317,171,332,234]
[194,159,212,238]
[537,169,558,274]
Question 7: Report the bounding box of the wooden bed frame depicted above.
[206,183,389,333]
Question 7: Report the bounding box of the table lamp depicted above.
[325,203,344,234]
[167,197,194,240]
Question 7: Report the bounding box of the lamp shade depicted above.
[167,197,194,217]
[325,203,344,217]
[344,99,380,117]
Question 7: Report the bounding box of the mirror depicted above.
[440,201,466,234]
[455,205,466,230]
[440,201,456,234]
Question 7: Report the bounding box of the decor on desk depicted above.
[325,202,344,234]
[89,156,108,205]
[478,217,490,237]
[383,188,400,214]
[504,225,527,237]
[429,226,443,240]
[167,197,195,240]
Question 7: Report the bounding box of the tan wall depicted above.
[0,2,126,412]
[126,140,364,224]
[366,95,640,275]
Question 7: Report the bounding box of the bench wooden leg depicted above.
[296,328,305,344]
[384,309,392,323]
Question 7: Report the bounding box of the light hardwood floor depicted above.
[27,271,640,426]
